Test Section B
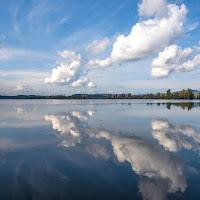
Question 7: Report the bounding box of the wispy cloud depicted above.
[13,84,37,94]
[12,6,20,34]
[59,17,70,25]
[85,37,110,55]
[0,70,49,88]
[0,47,57,60]
[1,34,6,41]
[26,1,57,29]
[186,22,199,32]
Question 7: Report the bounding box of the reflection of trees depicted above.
[149,102,200,110]
[45,112,188,199]
[166,103,195,110]
[167,104,171,110]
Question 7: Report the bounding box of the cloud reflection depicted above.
[88,131,186,194]
[44,111,95,147]
[139,180,168,200]
[86,143,110,160]
[151,119,200,153]
[45,112,188,199]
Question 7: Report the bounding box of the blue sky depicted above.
[0,0,200,95]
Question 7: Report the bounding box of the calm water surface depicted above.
[0,99,200,200]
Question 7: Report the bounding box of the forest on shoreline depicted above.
[0,88,200,99]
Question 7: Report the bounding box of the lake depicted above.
[0,99,200,200]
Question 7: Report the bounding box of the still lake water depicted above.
[0,99,200,200]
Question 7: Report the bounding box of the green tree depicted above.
[186,88,194,99]
[173,92,179,99]
[157,92,161,99]
[166,89,171,99]
[197,92,200,99]
[161,93,166,99]
[179,89,186,99]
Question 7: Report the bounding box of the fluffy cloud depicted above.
[45,50,96,87]
[46,0,200,87]
[151,43,200,78]
[85,58,112,69]
[85,37,110,55]
[45,0,198,86]
[110,4,187,63]
[151,119,200,153]
[138,0,168,17]
[87,0,200,79]
[85,1,187,70]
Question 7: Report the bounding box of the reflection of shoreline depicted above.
[147,102,200,110]
[45,111,188,199]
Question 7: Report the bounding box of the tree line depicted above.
[143,89,200,99]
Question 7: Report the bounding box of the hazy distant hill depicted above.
[71,94,107,98]
[174,89,200,94]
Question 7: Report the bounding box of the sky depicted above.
[0,0,200,95]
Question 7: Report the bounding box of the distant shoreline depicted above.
[0,88,200,100]
[1,98,200,100]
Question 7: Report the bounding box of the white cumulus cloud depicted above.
[85,1,187,70]
[110,3,187,63]
[46,0,199,86]
[151,43,200,78]
[85,58,112,69]
[138,0,168,17]
[45,50,96,87]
